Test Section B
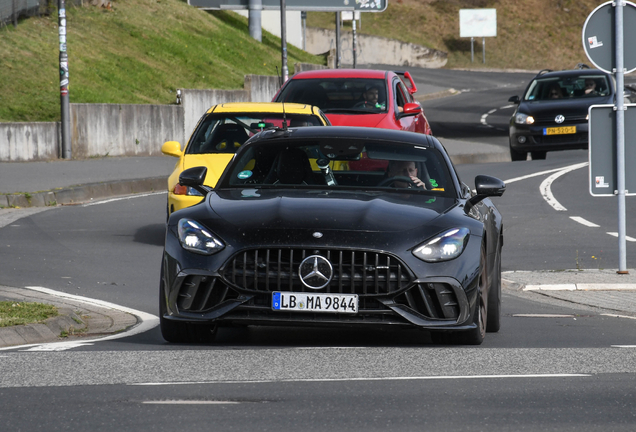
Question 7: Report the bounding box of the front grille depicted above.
[531,133,587,145]
[393,283,460,320]
[222,248,412,295]
[534,114,587,125]
[177,275,240,312]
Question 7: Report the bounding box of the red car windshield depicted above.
[277,78,388,114]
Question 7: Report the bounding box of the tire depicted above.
[486,239,502,333]
[159,264,217,343]
[510,146,527,161]
[531,151,547,160]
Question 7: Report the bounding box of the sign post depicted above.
[583,1,636,273]
[459,9,496,64]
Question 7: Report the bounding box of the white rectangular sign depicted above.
[460,9,497,38]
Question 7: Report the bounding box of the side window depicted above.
[394,80,408,113]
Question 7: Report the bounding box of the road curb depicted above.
[0,177,167,209]
[0,286,139,349]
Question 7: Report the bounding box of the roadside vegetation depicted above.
[0,0,323,122]
[0,0,608,122]
[307,0,601,71]
[0,301,58,327]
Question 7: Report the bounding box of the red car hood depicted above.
[326,113,387,128]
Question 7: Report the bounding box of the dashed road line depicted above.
[607,232,636,242]
[570,216,600,227]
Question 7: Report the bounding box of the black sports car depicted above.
[160,126,505,345]
[508,66,615,161]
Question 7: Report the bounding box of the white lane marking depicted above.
[504,166,575,184]
[82,191,167,207]
[607,232,636,242]
[512,314,575,318]
[0,286,159,352]
[603,314,636,321]
[142,401,241,405]
[570,216,600,227]
[539,162,588,211]
[525,284,636,291]
[130,374,591,386]
[612,345,636,348]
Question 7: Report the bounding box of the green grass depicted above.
[307,0,601,71]
[0,301,58,327]
[0,0,324,122]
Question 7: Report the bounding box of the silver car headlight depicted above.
[412,228,470,262]
[515,113,535,125]
[177,219,224,255]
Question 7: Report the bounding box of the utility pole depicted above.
[335,11,340,68]
[280,0,288,82]
[248,0,262,42]
[58,0,71,159]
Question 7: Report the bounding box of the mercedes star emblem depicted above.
[555,114,565,124]
[299,255,333,290]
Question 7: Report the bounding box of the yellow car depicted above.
[162,102,331,215]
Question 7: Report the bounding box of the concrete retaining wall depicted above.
[306,27,447,69]
[0,73,285,161]
[70,103,185,159]
[0,123,60,162]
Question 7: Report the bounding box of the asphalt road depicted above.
[2,68,636,431]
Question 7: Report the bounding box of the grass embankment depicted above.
[307,0,600,71]
[0,0,323,122]
[0,301,58,327]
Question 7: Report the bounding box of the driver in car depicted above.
[386,160,427,189]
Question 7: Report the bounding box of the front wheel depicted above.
[510,146,527,161]
[486,239,502,333]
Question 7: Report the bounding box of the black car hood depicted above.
[520,95,612,116]
[202,189,465,244]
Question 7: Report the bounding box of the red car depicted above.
[273,69,432,135]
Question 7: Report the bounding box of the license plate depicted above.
[544,126,576,135]
[272,292,358,314]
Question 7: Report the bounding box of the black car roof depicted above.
[534,68,611,79]
[247,126,442,149]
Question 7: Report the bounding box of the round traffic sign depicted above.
[582,1,636,74]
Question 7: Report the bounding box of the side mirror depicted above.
[464,175,505,214]
[508,95,520,104]
[400,102,423,117]
[179,166,211,197]
[161,141,183,158]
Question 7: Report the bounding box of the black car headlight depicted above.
[413,228,470,262]
[177,219,225,255]
[515,113,535,125]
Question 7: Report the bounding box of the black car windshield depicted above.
[524,75,611,101]
[276,78,389,113]
[186,114,324,154]
[220,138,455,197]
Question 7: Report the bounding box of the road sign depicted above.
[589,104,636,196]
[189,0,388,12]
[582,1,636,73]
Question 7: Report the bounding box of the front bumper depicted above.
[509,122,588,152]
[161,248,481,331]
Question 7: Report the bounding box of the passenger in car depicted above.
[547,83,564,99]
[584,79,599,96]
[386,160,427,189]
